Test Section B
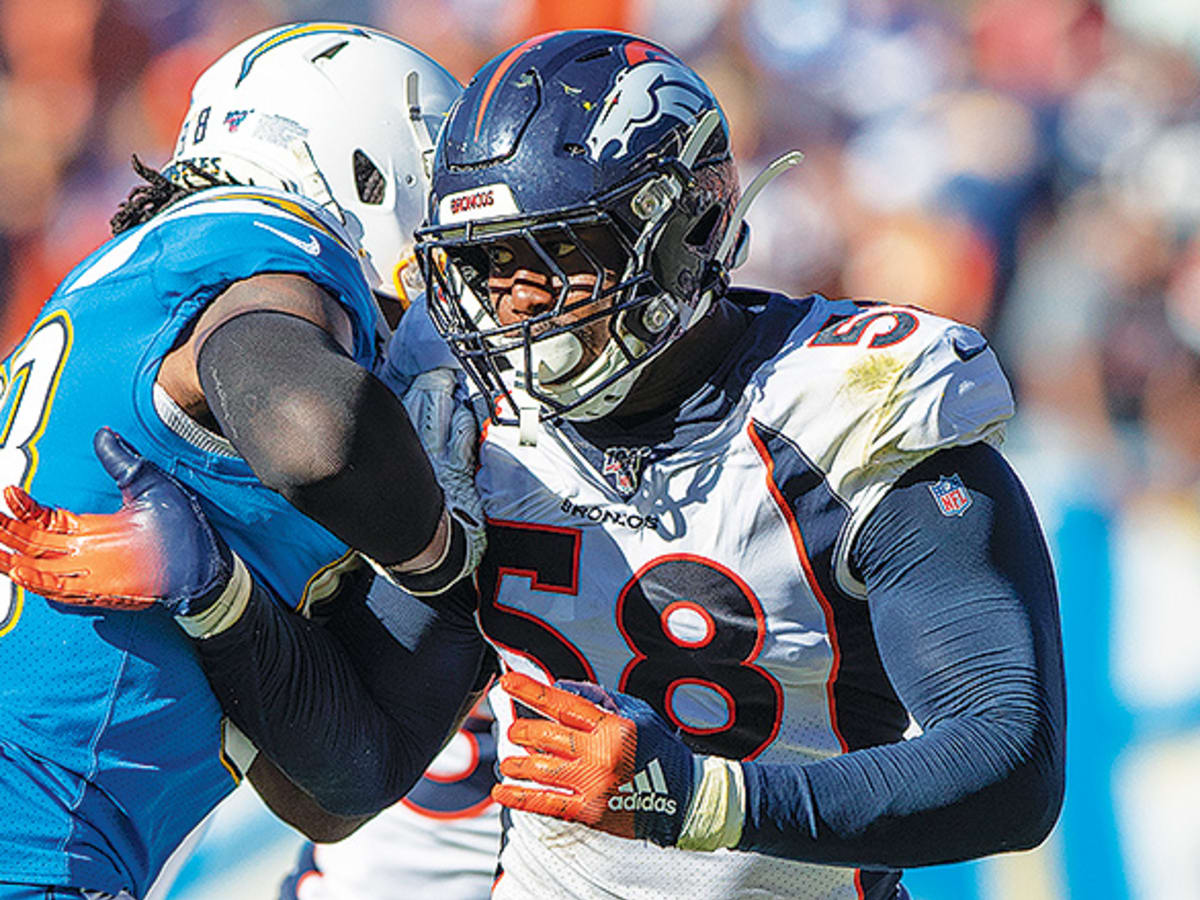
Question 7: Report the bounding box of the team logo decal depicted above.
[223,109,252,132]
[585,58,711,162]
[438,182,521,224]
[237,23,372,85]
[602,446,651,497]
[929,474,972,517]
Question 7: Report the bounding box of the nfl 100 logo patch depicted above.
[929,473,972,517]
[602,446,651,498]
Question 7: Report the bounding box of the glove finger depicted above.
[5,546,142,586]
[500,672,607,731]
[560,679,667,727]
[498,753,579,787]
[507,719,585,758]
[448,403,479,458]
[9,550,91,578]
[5,554,154,610]
[0,548,28,579]
[555,680,623,713]
[491,781,584,820]
[94,428,162,500]
[4,486,76,533]
[0,513,73,557]
[5,485,47,525]
[4,556,82,598]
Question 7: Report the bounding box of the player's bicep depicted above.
[195,273,355,356]
[850,442,1064,732]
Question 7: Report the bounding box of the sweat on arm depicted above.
[195,306,444,566]
[737,442,1066,868]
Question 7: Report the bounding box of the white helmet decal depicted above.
[235,23,373,85]
[585,61,710,162]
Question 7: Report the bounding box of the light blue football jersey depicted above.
[0,186,380,897]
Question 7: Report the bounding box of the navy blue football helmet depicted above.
[417,30,767,425]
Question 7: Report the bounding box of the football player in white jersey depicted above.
[411,29,1066,900]
[0,28,1065,900]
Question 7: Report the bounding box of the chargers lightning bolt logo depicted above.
[237,23,372,84]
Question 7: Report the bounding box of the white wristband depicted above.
[677,756,746,852]
[175,554,253,639]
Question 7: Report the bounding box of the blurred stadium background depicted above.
[2,0,1199,897]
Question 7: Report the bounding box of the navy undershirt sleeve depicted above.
[738,442,1065,867]
[196,569,487,816]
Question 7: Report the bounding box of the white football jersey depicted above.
[475,292,1014,900]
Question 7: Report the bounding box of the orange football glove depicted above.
[493,671,696,846]
[0,427,233,613]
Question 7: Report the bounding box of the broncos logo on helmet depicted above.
[586,61,712,162]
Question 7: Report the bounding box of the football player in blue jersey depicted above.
[0,23,490,900]
[0,29,1066,900]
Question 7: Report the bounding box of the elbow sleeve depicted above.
[196,309,443,564]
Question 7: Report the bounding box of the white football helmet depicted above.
[168,22,461,311]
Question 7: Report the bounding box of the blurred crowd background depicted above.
[2,0,1199,898]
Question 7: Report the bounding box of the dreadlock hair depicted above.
[109,155,233,236]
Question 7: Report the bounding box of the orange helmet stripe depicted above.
[473,32,562,142]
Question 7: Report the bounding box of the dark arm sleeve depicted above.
[196,309,442,565]
[196,569,487,816]
[737,442,1065,867]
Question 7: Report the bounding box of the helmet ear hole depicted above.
[684,203,722,249]
[353,149,386,204]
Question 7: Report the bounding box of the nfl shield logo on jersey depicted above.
[602,446,651,498]
[929,474,972,517]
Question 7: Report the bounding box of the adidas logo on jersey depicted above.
[608,758,677,815]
